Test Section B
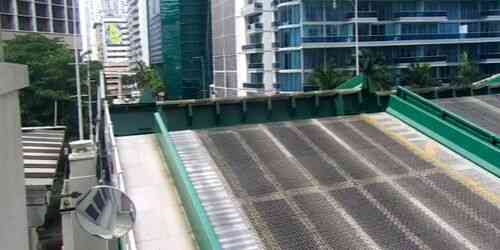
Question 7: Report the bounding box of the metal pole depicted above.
[200,56,206,98]
[0,14,4,62]
[87,57,93,142]
[355,0,360,75]
[73,0,84,140]
[54,100,58,126]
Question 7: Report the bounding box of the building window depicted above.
[278,73,302,91]
[278,28,300,47]
[303,0,323,21]
[278,5,300,25]
[278,51,301,69]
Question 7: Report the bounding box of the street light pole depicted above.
[354,0,360,75]
[72,0,84,140]
[86,56,93,142]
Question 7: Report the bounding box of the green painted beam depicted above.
[387,87,500,177]
[154,112,221,250]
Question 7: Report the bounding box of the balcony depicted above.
[393,55,447,64]
[480,53,500,63]
[248,63,264,69]
[302,33,500,45]
[243,1,263,16]
[393,11,448,21]
[302,36,353,43]
[345,11,378,22]
[247,22,263,32]
[481,10,500,20]
[242,43,264,52]
[243,83,265,89]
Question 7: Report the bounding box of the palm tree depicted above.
[401,63,435,88]
[360,49,393,92]
[308,65,352,90]
[455,52,482,87]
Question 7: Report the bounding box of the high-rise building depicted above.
[103,0,127,17]
[0,0,81,50]
[221,0,500,94]
[149,0,212,100]
[127,0,149,68]
[101,16,131,98]
[276,0,500,91]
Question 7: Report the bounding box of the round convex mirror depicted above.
[75,185,136,239]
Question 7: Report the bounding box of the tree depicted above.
[360,49,393,92]
[401,63,435,88]
[308,65,352,90]
[131,61,165,96]
[455,52,482,87]
[4,34,75,127]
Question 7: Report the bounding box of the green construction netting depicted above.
[335,74,367,92]
[486,75,500,87]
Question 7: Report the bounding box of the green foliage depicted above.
[401,63,436,88]
[131,61,165,95]
[455,52,482,86]
[308,65,352,90]
[5,34,76,126]
[360,49,393,92]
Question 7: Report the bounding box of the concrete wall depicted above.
[0,62,30,250]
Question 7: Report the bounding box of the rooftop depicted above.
[109,87,500,250]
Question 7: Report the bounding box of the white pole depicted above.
[355,0,360,75]
[87,57,93,142]
[73,0,84,140]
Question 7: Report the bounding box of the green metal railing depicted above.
[387,87,500,177]
[154,111,221,250]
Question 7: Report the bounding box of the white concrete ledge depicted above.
[0,62,29,95]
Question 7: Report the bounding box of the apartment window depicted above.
[304,49,323,69]
[248,33,262,44]
[424,46,440,57]
[248,53,262,64]
[278,5,300,25]
[1,15,14,29]
[399,1,416,11]
[53,20,65,33]
[0,0,13,13]
[278,73,302,91]
[37,18,50,32]
[304,25,323,37]
[35,4,49,17]
[18,17,33,31]
[398,47,417,58]
[278,28,300,47]
[52,6,65,19]
[423,1,440,11]
[278,51,301,70]
[439,23,459,34]
[326,0,352,21]
[303,0,323,21]
[17,1,32,16]
[250,73,263,84]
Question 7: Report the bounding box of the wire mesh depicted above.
[238,129,312,190]
[194,118,500,250]
[207,132,276,196]
[436,99,500,135]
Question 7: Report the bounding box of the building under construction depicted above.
[148,0,212,100]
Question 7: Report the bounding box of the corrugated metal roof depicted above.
[22,127,66,188]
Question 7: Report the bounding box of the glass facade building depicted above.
[272,0,500,91]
